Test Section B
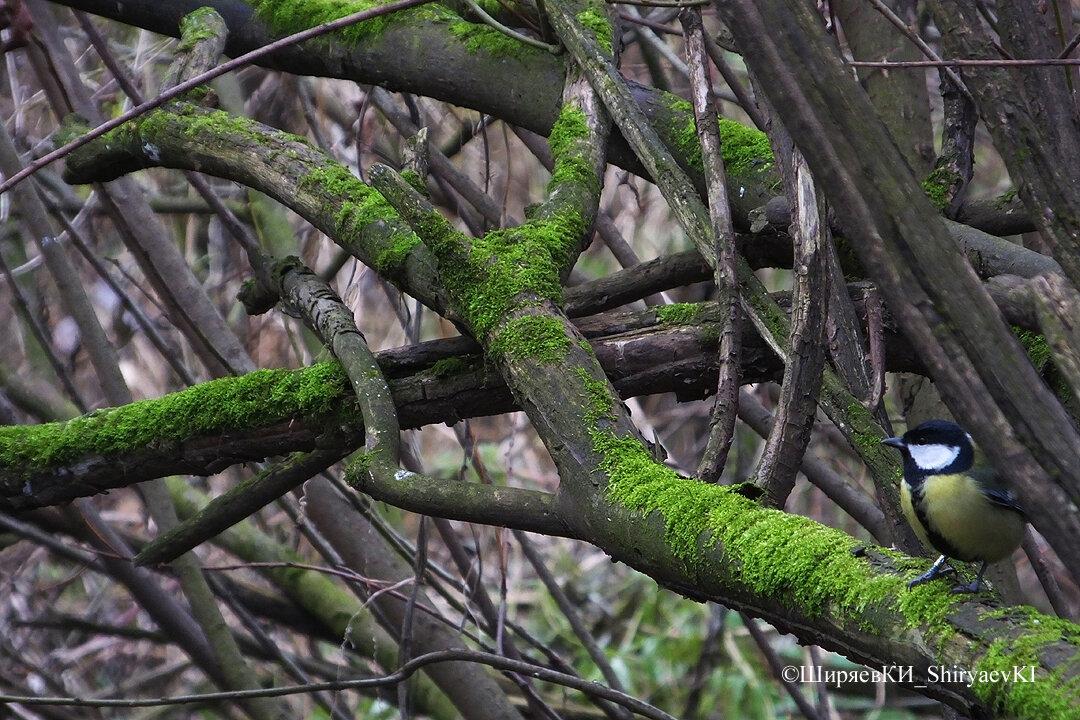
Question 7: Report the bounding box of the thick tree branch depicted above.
[713,0,1080,588]
[928,0,1080,289]
[0,293,923,512]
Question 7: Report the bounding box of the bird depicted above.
[881,419,1025,593]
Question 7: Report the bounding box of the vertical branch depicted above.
[1032,274,1080,408]
[753,150,828,507]
[680,8,742,483]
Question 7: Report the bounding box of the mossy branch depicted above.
[1032,274,1080,408]
[546,0,900,495]
[0,293,923,512]
[274,257,400,464]
[61,102,457,324]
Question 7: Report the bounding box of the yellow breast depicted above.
[901,473,1023,563]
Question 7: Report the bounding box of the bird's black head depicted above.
[881,419,975,477]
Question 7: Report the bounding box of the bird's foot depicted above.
[950,579,984,594]
[907,555,955,588]
[950,562,990,594]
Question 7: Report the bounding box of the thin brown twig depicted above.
[848,57,1080,67]
[0,648,679,719]
[608,0,709,6]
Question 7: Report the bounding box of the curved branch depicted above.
[0,646,677,720]
[346,466,570,538]
[52,0,1061,267]
[62,104,455,321]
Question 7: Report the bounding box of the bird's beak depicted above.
[881,437,905,449]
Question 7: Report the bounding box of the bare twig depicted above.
[0,648,678,720]
[681,8,741,483]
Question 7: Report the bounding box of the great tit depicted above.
[882,419,1025,593]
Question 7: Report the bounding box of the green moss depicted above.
[429,215,581,341]
[547,105,599,195]
[179,7,225,50]
[922,166,960,212]
[55,114,93,147]
[972,606,1080,719]
[429,357,471,376]
[140,104,308,150]
[597,428,897,616]
[717,118,773,178]
[374,230,423,275]
[300,163,403,243]
[665,98,704,175]
[448,20,528,58]
[893,575,967,631]
[662,103,774,180]
[402,103,589,345]
[655,302,703,325]
[489,315,571,363]
[399,169,426,194]
[576,7,613,54]
[244,0,452,45]
[1014,327,1052,372]
[575,366,615,424]
[0,363,351,476]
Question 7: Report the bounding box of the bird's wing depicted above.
[983,486,1024,515]
[971,464,1024,515]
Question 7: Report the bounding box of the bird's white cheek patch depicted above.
[908,443,960,471]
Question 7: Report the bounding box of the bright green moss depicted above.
[922,165,959,212]
[530,207,589,270]
[432,217,577,341]
[448,21,528,58]
[666,98,704,175]
[489,315,571,362]
[1014,328,1052,372]
[244,0,452,44]
[139,104,308,149]
[399,169,426,193]
[717,117,773,178]
[598,428,898,616]
[0,363,350,475]
[575,366,615,424]
[179,7,225,50]
[547,105,599,195]
[655,302,702,325]
[597,429,715,563]
[548,105,588,159]
[301,163,400,239]
[408,102,589,344]
[663,102,774,182]
[374,230,423,275]
[893,575,968,632]
[973,607,1080,719]
[576,7,613,54]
